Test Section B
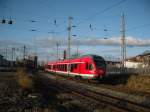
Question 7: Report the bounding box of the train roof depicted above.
[80,54,104,58]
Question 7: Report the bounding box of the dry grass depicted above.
[15,68,33,89]
[126,75,150,93]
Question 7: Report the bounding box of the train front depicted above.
[92,55,106,79]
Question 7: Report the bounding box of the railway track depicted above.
[39,72,150,112]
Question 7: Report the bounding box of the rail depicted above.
[39,72,150,112]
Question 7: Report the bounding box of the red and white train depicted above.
[45,55,106,80]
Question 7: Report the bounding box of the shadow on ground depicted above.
[100,73,137,85]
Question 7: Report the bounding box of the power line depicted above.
[57,0,127,36]
[127,23,150,31]
[76,0,126,26]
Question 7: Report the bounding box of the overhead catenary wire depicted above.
[126,23,150,31]
[76,0,127,26]
[56,0,127,36]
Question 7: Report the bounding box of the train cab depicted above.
[91,55,106,79]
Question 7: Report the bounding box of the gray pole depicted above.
[67,16,73,75]
[12,48,14,61]
[23,45,26,60]
[14,48,15,61]
[77,42,79,57]
[11,48,15,67]
[5,48,7,60]
[120,13,126,70]
[56,42,59,60]
[68,16,73,59]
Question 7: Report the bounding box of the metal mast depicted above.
[56,42,59,60]
[120,13,126,69]
[5,48,7,60]
[67,16,73,76]
[23,45,26,60]
[67,16,73,59]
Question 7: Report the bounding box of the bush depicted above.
[15,68,33,90]
[126,75,150,93]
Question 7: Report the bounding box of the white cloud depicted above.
[126,36,150,46]
[36,37,66,47]
[36,36,150,47]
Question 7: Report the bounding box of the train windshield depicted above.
[93,56,106,69]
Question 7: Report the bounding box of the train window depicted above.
[62,64,64,71]
[89,64,93,70]
[93,56,106,69]
[48,65,50,69]
[74,64,77,69]
[86,63,88,70]
[71,64,73,72]
[64,64,66,71]
[61,65,62,70]
[68,64,71,71]
[65,64,67,71]
[63,64,65,71]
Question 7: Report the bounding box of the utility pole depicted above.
[5,48,7,60]
[77,42,79,57]
[23,45,26,60]
[56,42,59,60]
[12,48,15,61]
[67,16,73,75]
[11,48,15,67]
[120,13,126,70]
[67,16,73,59]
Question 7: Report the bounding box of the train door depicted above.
[85,62,89,74]
[85,61,94,75]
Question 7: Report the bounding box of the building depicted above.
[126,51,150,68]
[0,54,14,67]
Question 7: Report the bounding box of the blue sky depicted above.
[0,0,150,62]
